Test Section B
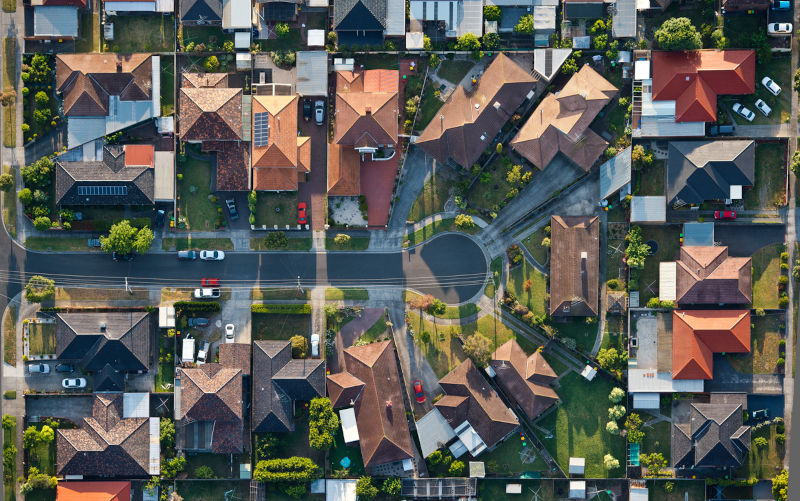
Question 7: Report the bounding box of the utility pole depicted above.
[125,277,132,295]
[296,275,304,295]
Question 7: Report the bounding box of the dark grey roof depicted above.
[274,359,326,400]
[564,1,604,18]
[56,312,151,373]
[180,0,222,22]
[94,363,125,391]
[672,401,750,469]
[334,0,385,30]
[666,140,755,205]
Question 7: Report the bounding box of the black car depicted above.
[178,250,197,260]
[112,252,133,261]
[187,317,210,327]
[226,199,239,221]
[708,124,734,136]
[55,363,75,373]
[303,99,312,121]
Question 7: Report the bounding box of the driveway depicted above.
[361,154,398,227]
[389,147,436,230]
[297,98,328,230]
[25,394,93,423]
[705,356,784,394]
[23,361,90,393]
[714,223,786,256]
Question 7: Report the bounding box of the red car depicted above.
[714,210,736,220]
[298,202,307,225]
[201,278,220,287]
[412,379,425,403]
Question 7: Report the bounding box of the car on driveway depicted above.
[225,324,235,343]
[28,363,50,374]
[201,278,220,287]
[55,363,75,373]
[412,379,425,403]
[303,99,312,121]
[311,334,320,357]
[314,100,325,125]
[200,250,225,261]
[732,103,755,122]
[197,341,210,364]
[226,199,239,220]
[187,317,210,327]
[768,22,792,35]
[193,288,220,299]
[714,210,737,220]
[754,98,772,117]
[298,202,307,225]
[178,250,197,260]
[62,377,86,389]
[761,76,782,96]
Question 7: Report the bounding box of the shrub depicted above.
[194,465,214,479]
[290,335,308,358]
[251,303,312,314]
[646,297,660,309]
[356,477,378,500]
[603,454,619,470]
[755,308,766,317]
[780,252,789,262]
[333,233,351,246]
[204,56,220,72]
[448,460,465,476]
[609,387,625,403]
[253,457,321,483]
[779,296,789,308]
[0,173,12,191]
[382,477,401,497]
[463,333,492,368]
[754,436,768,448]
[454,214,474,230]
[275,22,290,38]
[608,405,626,420]
[34,91,49,107]
[483,5,501,21]
[606,421,619,434]
[264,231,289,249]
[308,397,339,450]
[18,187,32,205]
[24,275,54,302]
[173,301,221,313]
[607,279,622,291]
[779,275,789,286]
[777,357,785,367]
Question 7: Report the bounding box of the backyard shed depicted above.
[406,32,424,49]
[659,262,677,302]
[568,457,585,475]
[307,29,325,47]
[683,222,714,246]
[339,407,359,444]
[632,393,660,409]
[569,481,586,498]
[469,461,485,478]
[158,306,175,328]
[580,365,597,381]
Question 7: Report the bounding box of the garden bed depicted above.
[467,155,532,216]
[21,54,59,144]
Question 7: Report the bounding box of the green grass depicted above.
[254,191,298,227]
[637,159,664,196]
[736,422,785,479]
[416,89,444,130]
[270,413,325,466]
[3,103,14,148]
[636,225,682,304]
[552,318,597,353]
[357,54,398,70]
[404,291,479,319]
[403,217,479,247]
[4,417,16,501]
[485,257,502,298]
[2,0,15,12]
[727,313,782,374]
[106,15,174,52]
[408,168,455,222]
[606,238,626,282]
[75,8,99,52]
[601,315,626,351]
[177,152,220,230]
[27,322,55,356]
[3,38,16,148]
[182,26,232,49]
[185,453,233,478]
[478,480,554,501]
[325,236,370,251]
[358,315,389,344]
[2,165,16,238]
[752,243,781,309]
[252,288,310,300]
[29,424,55,475]
[329,427,365,477]
[534,372,626,478]
[521,226,548,265]
[743,143,786,210]
[154,330,174,392]
[258,29,302,51]
[161,237,233,251]
[479,437,548,476]
[646,480,706,501]
[252,312,310,340]
[436,60,475,84]
[160,56,175,116]
[325,288,369,301]
[175,480,249,501]
[407,311,466,378]
[23,237,100,252]
[250,237,312,251]
[467,155,531,213]
[542,350,570,376]
[641,419,671,462]
[506,259,547,316]
[3,303,16,366]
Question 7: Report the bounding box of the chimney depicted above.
[100,322,106,332]
[116,61,122,73]
[365,107,372,115]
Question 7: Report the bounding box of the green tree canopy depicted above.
[308,397,339,450]
[654,17,702,50]
[290,335,308,358]
[455,33,481,51]
[356,477,378,500]
[463,333,492,368]
[514,14,534,34]
[25,275,54,303]
[100,220,153,255]
[624,226,650,269]
[483,5,501,20]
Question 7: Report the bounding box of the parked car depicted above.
[87,238,101,248]
[708,124,735,136]
[768,22,792,35]
[197,341,210,364]
[178,250,197,260]
[187,317,210,327]
[311,334,320,357]
[55,363,75,373]
[303,99,312,121]
[714,210,737,220]
[412,379,425,403]
[314,100,325,125]
[112,252,133,262]
[226,199,239,221]
[201,278,220,287]
[62,377,87,389]
[754,99,772,117]
[761,76,782,96]
[772,0,790,9]
[225,324,235,343]
[182,336,195,364]
[200,250,225,261]
[193,288,221,299]
[28,363,50,374]
[298,202,307,225]
[732,103,755,122]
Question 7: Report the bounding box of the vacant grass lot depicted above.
[27,322,56,356]
[326,236,370,250]
[3,303,16,366]
[408,168,455,222]
[407,311,466,378]
[534,372,626,478]
[161,237,233,251]
[178,153,218,231]
[752,243,781,309]
[637,225,681,304]
[3,165,16,237]
[254,192,298,227]
[436,59,474,84]
[521,225,548,265]
[404,291,479,319]
[107,15,174,52]
[403,217,479,247]
[743,143,786,210]
[250,237,312,251]
[637,159,664,196]
[326,288,369,301]
[506,259,547,316]
[252,311,311,340]
[727,313,782,374]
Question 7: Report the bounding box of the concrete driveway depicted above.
[25,394,93,423]
[297,98,328,230]
[714,223,786,256]
[23,361,90,393]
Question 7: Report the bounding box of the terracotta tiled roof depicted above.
[651,50,756,122]
[123,144,154,167]
[675,246,752,304]
[203,140,250,191]
[219,343,251,375]
[327,371,365,408]
[490,339,558,420]
[179,87,242,141]
[327,143,361,196]
[511,65,616,171]
[251,95,311,191]
[57,482,131,501]
[182,72,229,88]
[334,70,399,147]
[672,310,750,380]
[417,54,538,168]
[549,215,600,316]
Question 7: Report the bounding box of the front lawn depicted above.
[250,236,312,251]
[480,436,548,476]
[252,288,310,300]
[727,313,782,374]
[407,311,465,378]
[357,315,389,344]
[743,143,786,210]
[325,288,369,301]
[485,256,502,298]
[27,322,55,356]
[3,304,16,365]
[468,155,533,214]
[252,312,311,340]
[542,350,570,376]
[521,225,549,265]
[636,159,664,196]
[751,243,781,309]
[106,15,174,52]
[161,237,233,251]
[735,420,785,479]
[534,372,626,478]
[636,225,682,304]
[408,167,456,222]
[3,38,15,148]
[253,191,298,227]
[325,236,370,250]
[461,313,518,352]
[177,151,220,231]
[175,480,249,501]
[436,59,474,84]
[403,217,479,247]
[551,318,597,354]
[2,165,16,237]
[506,259,547,316]
[404,291,479,319]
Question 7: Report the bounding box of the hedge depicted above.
[173,301,221,313]
[251,304,312,315]
[253,457,321,483]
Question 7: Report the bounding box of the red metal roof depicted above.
[57,481,130,501]
[672,310,750,380]
[651,50,755,123]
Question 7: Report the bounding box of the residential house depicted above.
[672,395,751,470]
[180,0,222,25]
[252,340,326,433]
[333,0,405,45]
[672,310,750,380]
[57,394,160,477]
[511,65,617,172]
[660,246,752,305]
[327,341,414,472]
[549,216,600,316]
[57,482,131,501]
[179,73,250,191]
[251,95,311,191]
[55,312,152,391]
[56,54,161,150]
[666,140,755,207]
[408,0,483,39]
[563,0,604,18]
[104,0,174,13]
[489,339,559,420]
[29,0,84,40]
[416,54,537,169]
[436,359,519,457]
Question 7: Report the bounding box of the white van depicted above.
[182,337,196,364]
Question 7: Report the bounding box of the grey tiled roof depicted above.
[56,312,151,373]
[666,140,755,205]
[671,401,750,469]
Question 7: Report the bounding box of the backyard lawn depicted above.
[3,304,15,365]
[27,322,55,356]
[521,224,548,265]
[161,57,175,116]
[357,54,398,70]
[743,143,786,210]
[106,15,174,52]
[402,217,479,247]
[640,419,671,463]
[185,452,233,478]
[506,259,547,316]
[253,192,298,227]
[637,160,664,196]
[29,424,55,475]
[542,350,570,376]
[75,8,99,52]
[601,316,626,351]
[329,427,365,476]
[478,480,554,500]
[175,480,249,501]
[534,372,626,478]
[161,237,233,251]
[645,480,706,501]
[436,59,475,84]
[258,29,302,51]
[751,243,781,309]
[736,421,785,479]
[551,318,597,353]
[480,436,548,476]
[727,313,782,374]
[416,89,444,130]
[177,151,218,231]
[182,26,232,49]
[407,311,466,378]
[271,414,325,466]
[636,225,682,304]
[408,167,456,222]
[252,311,311,340]
[154,330,174,392]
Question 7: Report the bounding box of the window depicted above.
[77,186,128,196]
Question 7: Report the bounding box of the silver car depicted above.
[754,98,772,117]
[732,103,755,122]
[62,377,87,389]
[200,250,225,261]
[761,76,781,96]
[314,100,325,125]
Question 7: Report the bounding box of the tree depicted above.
[625,413,645,443]
[290,335,308,358]
[253,457,321,483]
[455,33,481,51]
[606,421,619,434]
[592,34,608,50]
[24,275,54,303]
[275,22,290,38]
[631,145,654,170]
[482,32,500,50]
[2,415,14,430]
[381,477,402,498]
[428,450,442,465]
[514,14,534,34]
[264,231,289,249]
[609,387,625,403]
[772,470,788,501]
[356,476,378,500]
[0,173,12,191]
[608,405,626,420]
[194,465,214,479]
[334,233,351,247]
[483,5,501,21]
[597,347,627,372]
[624,226,650,269]
[23,426,39,449]
[38,425,54,444]
[162,456,186,479]
[463,333,492,368]
[430,298,446,315]
[100,220,153,255]
[4,445,16,483]
[641,452,667,477]
[160,418,175,454]
[34,91,49,107]
[423,35,432,50]
[541,237,550,248]
[449,460,465,476]
[654,17,702,50]
[255,434,280,461]
[590,19,606,35]
[18,187,32,205]
[605,40,619,61]
[506,164,523,184]
[33,216,50,231]
[523,279,533,292]
[455,214,475,230]
[20,467,57,494]
[308,397,339,451]
[754,436,768,448]
[405,96,419,116]
[603,454,619,470]
[204,56,220,72]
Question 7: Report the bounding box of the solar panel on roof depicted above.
[253,112,270,147]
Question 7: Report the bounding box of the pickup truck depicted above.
[197,341,210,364]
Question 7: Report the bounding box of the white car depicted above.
[193,288,221,299]
[311,334,320,357]
[197,341,210,364]
[314,100,325,125]
[225,324,235,343]
[62,377,86,389]
[28,363,50,374]
[768,22,792,35]
[200,250,225,261]
[732,103,755,122]
[761,76,781,96]
[754,98,772,117]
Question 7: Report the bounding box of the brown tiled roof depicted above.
[219,343,251,375]
[327,371,365,408]
[549,216,600,316]
[330,341,413,468]
[182,72,229,88]
[490,340,558,420]
[251,95,311,191]
[334,70,399,148]
[511,65,616,171]
[675,246,752,304]
[436,359,519,450]
[327,143,361,196]
[203,140,249,191]
[416,54,538,168]
[179,87,242,141]
[672,310,750,380]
